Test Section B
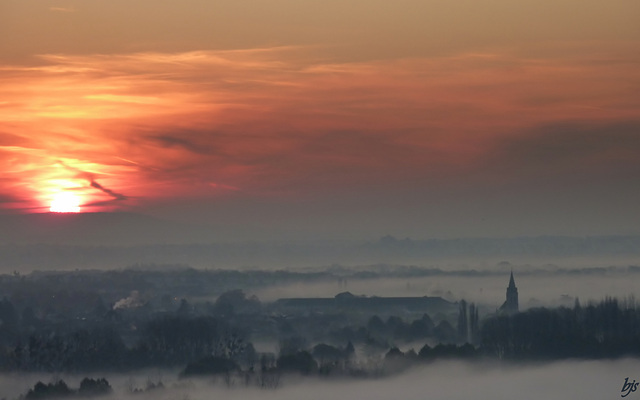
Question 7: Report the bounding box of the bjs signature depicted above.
[622,378,640,397]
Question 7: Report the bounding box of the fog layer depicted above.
[2,359,636,400]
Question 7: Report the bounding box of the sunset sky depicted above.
[1,0,639,240]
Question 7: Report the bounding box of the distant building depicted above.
[499,271,519,315]
[274,292,456,315]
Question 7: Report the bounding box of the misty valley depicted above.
[1,264,640,399]
[3,0,639,396]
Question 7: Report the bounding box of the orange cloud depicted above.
[1,43,639,212]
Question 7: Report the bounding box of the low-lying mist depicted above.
[3,358,637,400]
[252,269,640,311]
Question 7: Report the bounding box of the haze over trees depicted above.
[3,226,640,272]
[0,264,639,399]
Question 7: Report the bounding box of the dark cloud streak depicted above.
[90,180,127,201]
[147,134,214,155]
[482,120,640,181]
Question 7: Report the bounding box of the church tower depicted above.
[499,270,519,315]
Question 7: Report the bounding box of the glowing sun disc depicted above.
[50,192,81,213]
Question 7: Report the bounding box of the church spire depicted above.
[499,270,519,315]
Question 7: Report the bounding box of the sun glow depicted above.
[49,192,82,213]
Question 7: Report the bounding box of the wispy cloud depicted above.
[0,43,638,212]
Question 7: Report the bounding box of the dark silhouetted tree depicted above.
[180,356,239,377]
[78,378,112,396]
[277,351,317,374]
[25,380,72,399]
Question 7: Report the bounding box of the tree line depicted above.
[481,296,640,359]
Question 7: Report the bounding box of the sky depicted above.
[1,0,640,240]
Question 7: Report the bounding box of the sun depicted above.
[50,192,82,213]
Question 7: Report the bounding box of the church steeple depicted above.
[508,270,516,288]
[500,270,519,315]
